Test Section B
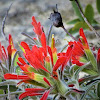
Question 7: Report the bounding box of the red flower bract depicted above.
[32,16,43,37]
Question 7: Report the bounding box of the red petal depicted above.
[18,57,26,65]
[31,16,43,36]
[19,91,42,100]
[57,52,66,56]
[41,33,46,49]
[79,28,89,49]
[19,64,29,72]
[2,46,7,59]
[47,46,53,66]
[25,53,49,73]
[79,28,87,44]
[4,73,29,80]
[25,88,45,92]
[53,57,66,71]
[0,43,2,60]
[9,34,14,48]
[43,77,51,87]
[97,48,100,62]
[32,16,37,25]
[7,45,12,56]
[72,60,84,66]
[17,62,23,66]
[40,90,50,100]
[41,32,47,56]
[21,42,30,50]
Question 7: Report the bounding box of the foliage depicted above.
[68,0,100,34]
[0,1,100,100]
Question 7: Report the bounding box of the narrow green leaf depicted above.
[96,0,100,14]
[67,18,80,24]
[80,80,100,100]
[0,90,3,94]
[93,19,99,25]
[74,62,90,79]
[69,65,76,76]
[71,0,84,21]
[0,91,24,98]
[97,82,100,98]
[85,4,94,24]
[15,67,21,75]
[83,69,98,75]
[88,91,99,99]
[0,85,17,92]
[79,75,98,85]
[69,21,89,34]
[0,81,17,86]
[85,49,97,71]
[0,78,3,94]
[23,79,46,88]
[10,51,19,73]
[18,42,25,53]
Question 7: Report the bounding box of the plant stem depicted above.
[62,25,77,41]
[47,24,53,45]
[8,84,10,100]
[0,91,24,98]
[1,3,13,41]
[74,0,100,39]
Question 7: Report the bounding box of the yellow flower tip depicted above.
[52,34,54,39]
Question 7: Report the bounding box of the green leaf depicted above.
[88,91,99,99]
[73,62,90,79]
[0,85,17,92]
[85,49,97,71]
[85,4,94,24]
[18,42,25,53]
[0,81,17,86]
[0,78,3,94]
[15,67,21,74]
[23,80,46,88]
[96,0,100,14]
[83,69,98,75]
[0,90,3,94]
[93,19,99,25]
[69,65,75,76]
[80,80,100,100]
[71,0,84,21]
[79,75,98,85]
[97,82,100,98]
[69,21,89,34]
[67,18,80,24]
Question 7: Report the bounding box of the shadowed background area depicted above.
[0,0,100,49]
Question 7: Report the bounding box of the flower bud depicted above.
[49,10,63,27]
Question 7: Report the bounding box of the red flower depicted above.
[0,34,16,65]
[4,16,73,100]
[40,89,50,100]
[19,88,46,100]
[4,73,29,80]
[64,28,90,66]
[79,28,89,49]
[32,16,43,37]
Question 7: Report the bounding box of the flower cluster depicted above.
[1,16,100,100]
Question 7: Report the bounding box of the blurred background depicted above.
[0,0,100,49]
[0,0,100,100]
